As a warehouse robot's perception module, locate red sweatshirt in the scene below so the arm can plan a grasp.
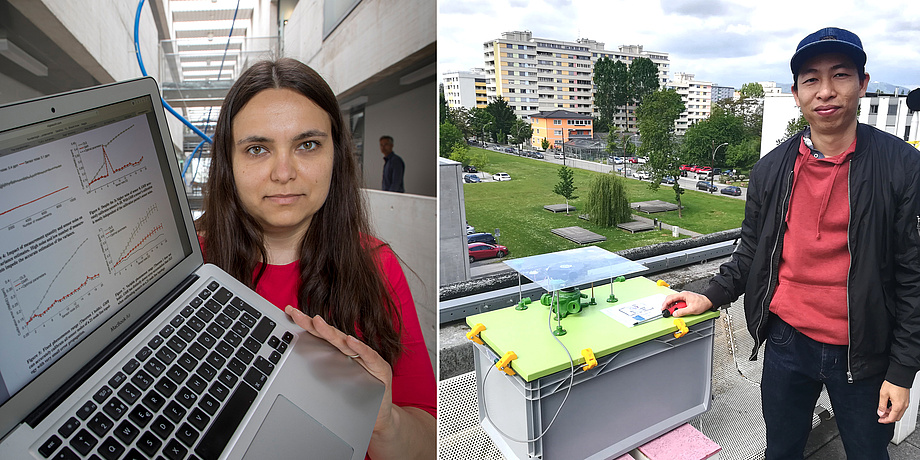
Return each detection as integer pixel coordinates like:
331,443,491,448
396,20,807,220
769,135,856,345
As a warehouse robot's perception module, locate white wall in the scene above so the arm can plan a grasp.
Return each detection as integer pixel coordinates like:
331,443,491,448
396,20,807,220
363,82,437,196
761,93,801,157
365,190,437,373
282,0,435,97
439,158,470,285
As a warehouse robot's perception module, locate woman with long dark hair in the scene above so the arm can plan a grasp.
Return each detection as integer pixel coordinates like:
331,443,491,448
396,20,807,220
196,58,435,458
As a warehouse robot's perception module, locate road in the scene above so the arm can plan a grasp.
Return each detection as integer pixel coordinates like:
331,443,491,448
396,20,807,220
470,144,748,200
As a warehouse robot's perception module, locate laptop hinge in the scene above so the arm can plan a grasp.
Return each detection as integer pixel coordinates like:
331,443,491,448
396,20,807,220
24,273,200,428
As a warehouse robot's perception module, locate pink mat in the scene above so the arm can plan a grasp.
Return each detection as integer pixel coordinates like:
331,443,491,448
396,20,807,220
614,454,635,460
637,424,721,460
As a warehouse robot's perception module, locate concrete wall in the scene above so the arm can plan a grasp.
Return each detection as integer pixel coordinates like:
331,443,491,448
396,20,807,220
0,71,42,104
282,0,435,97
363,82,437,196
365,189,437,373
9,0,159,84
439,158,470,285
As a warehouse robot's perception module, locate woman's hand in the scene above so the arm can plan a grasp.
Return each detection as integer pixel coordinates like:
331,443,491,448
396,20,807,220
284,306,395,433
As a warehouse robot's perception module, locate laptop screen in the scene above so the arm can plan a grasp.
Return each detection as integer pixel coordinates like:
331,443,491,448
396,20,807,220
0,94,190,408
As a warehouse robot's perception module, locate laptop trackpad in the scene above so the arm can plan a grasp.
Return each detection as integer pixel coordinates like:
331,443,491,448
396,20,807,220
241,394,354,460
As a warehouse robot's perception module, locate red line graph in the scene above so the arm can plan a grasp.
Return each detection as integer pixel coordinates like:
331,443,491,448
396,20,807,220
25,273,100,327
87,145,143,187
113,224,163,268
0,186,69,216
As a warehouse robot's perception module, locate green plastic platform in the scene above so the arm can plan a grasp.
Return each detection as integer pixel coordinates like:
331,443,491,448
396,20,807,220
466,276,721,381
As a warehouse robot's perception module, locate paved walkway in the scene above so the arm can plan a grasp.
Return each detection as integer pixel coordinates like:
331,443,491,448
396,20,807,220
631,213,703,237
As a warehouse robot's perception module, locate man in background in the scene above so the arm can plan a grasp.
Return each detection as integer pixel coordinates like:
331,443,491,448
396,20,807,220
380,135,405,192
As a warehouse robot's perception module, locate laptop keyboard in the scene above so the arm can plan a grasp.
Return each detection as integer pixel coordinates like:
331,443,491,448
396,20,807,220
36,280,294,460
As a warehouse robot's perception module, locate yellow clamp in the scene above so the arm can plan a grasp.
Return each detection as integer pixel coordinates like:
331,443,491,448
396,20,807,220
581,348,597,371
673,318,689,338
466,323,485,345
496,351,518,376
656,279,670,287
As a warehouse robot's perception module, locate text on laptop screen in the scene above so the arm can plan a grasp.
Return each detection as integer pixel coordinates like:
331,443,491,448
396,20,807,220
0,96,189,407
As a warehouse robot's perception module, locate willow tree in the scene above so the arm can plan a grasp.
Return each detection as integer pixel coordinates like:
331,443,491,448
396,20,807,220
586,173,631,227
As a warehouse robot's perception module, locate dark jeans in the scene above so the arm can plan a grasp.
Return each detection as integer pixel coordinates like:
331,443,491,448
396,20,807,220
761,315,894,460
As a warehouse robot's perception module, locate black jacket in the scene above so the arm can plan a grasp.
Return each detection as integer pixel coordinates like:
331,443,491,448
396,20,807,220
702,123,920,388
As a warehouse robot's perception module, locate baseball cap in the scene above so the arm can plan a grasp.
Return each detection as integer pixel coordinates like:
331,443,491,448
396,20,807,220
790,27,866,76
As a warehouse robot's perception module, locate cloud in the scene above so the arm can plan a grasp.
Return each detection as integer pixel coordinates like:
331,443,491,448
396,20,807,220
660,0,751,18
660,30,762,58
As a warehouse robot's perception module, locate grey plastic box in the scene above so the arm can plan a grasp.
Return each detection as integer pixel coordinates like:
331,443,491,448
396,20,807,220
473,319,715,459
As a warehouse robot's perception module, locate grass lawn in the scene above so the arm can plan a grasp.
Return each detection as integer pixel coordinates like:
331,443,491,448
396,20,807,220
464,148,746,259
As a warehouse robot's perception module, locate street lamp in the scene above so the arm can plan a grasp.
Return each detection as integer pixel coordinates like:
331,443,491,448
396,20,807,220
710,142,729,194
516,124,531,153
622,132,639,177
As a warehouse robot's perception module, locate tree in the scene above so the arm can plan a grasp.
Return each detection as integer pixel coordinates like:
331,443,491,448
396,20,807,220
468,107,494,142
725,137,761,171
628,57,660,106
778,113,808,145
585,173,631,227
552,165,578,214
439,122,465,158
739,82,765,99
681,107,746,166
485,97,516,144
470,151,491,172
510,118,533,146
636,89,686,215
448,144,470,165
594,58,630,129
541,138,550,151
717,82,764,139
448,106,472,141
439,84,449,125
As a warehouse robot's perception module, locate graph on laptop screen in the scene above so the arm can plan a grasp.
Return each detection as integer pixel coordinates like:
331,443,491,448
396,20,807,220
0,96,187,406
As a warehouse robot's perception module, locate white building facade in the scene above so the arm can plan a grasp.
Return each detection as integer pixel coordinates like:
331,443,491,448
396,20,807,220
667,72,712,136
442,69,488,110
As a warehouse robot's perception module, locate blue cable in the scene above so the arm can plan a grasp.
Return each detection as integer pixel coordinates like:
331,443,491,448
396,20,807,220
134,0,212,144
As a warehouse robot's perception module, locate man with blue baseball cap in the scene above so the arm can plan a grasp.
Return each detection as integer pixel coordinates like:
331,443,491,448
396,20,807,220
665,27,920,459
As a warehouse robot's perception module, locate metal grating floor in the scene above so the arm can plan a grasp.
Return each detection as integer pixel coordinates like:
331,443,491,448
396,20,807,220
437,295,834,460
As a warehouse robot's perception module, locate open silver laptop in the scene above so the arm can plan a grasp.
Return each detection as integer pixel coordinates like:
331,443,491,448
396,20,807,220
0,77,384,460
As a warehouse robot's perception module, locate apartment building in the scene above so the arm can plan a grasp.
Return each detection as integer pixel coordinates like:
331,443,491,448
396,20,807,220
712,85,735,103
530,110,594,150
667,72,712,136
442,69,488,110
482,31,669,130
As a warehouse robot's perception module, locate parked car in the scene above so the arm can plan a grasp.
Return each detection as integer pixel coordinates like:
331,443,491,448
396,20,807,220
721,185,742,196
636,170,651,180
468,242,509,263
466,222,475,234
492,172,512,181
463,174,480,183
661,176,676,184
467,232,497,245
696,166,712,175
554,153,564,159
532,152,544,159
463,165,478,173
613,157,624,164
679,164,694,171
696,180,717,192
637,157,648,164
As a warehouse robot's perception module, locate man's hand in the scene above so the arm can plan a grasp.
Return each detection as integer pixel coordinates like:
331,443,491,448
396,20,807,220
662,291,714,317
878,380,910,424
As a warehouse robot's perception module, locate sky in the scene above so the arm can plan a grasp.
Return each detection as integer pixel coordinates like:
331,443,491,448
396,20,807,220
438,0,920,91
